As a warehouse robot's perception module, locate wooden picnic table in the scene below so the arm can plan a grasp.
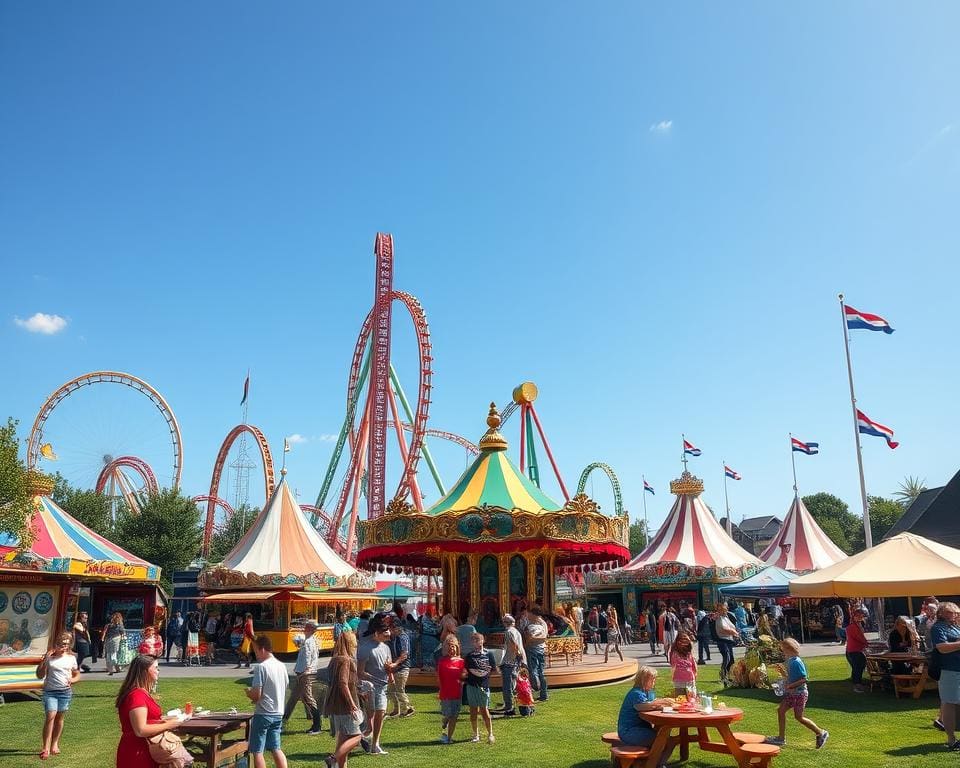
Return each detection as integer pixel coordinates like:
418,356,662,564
175,712,253,767
866,651,936,699
642,707,767,768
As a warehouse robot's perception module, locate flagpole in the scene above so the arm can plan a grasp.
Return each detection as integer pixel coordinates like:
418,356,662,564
839,293,873,548
723,461,732,536
641,475,649,546
681,434,688,473
789,433,799,496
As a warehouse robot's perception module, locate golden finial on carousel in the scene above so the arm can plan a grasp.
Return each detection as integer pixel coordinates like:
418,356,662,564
669,470,704,496
478,402,509,452
25,470,55,498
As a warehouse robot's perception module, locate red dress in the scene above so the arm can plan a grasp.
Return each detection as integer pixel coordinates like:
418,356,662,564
117,688,162,768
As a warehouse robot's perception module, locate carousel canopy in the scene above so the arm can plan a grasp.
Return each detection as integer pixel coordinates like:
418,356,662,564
790,532,960,598
0,492,159,582
759,495,847,572
217,474,356,580
624,471,762,572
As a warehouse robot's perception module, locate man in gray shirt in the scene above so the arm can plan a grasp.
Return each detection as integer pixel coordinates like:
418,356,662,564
499,613,527,716
358,613,398,756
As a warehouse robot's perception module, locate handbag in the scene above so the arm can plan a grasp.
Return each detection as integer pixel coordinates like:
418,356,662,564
239,637,252,655
148,730,194,768
118,637,133,666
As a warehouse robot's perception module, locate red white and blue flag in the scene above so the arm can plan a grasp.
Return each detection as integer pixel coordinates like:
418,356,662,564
857,409,899,449
683,439,701,457
845,304,894,334
724,465,741,480
791,437,819,455
643,480,655,495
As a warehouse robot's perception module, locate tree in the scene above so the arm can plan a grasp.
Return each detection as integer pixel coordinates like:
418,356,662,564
851,496,905,551
50,473,115,538
802,492,860,555
113,488,201,591
208,504,259,562
0,418,34,547
628,519,649,557
893,475,927,507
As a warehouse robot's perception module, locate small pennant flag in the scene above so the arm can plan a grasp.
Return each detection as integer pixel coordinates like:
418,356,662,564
643,480,655,495
284,438,291,453
791,438,819,455
845,304,894,334
240,374,250,406
724,465,741,480
39,443,58,461
683,439,701,457
857,409,899,449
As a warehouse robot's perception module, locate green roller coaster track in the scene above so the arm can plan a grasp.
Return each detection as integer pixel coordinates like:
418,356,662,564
576,461,624,517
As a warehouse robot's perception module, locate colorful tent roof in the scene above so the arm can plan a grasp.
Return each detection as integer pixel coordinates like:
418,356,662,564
790,532,960,598
623,472,761,571
218,474,356,579
720,565,797,598
759,495,847,572
425,447,560,515
0,494,152,567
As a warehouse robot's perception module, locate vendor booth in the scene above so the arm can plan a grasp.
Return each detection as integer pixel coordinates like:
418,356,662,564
0,472,161,693
587,470,761,628
199,470,376,653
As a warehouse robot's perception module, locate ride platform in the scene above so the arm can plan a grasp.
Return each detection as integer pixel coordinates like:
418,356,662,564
406,651,636,690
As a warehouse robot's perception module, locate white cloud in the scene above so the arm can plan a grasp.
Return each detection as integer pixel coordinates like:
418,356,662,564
649,120,673,134
316,434,338,442
287,433,308,445
14,312,67,334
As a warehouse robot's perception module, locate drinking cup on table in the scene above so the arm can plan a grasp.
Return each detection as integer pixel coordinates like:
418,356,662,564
185,701,193,715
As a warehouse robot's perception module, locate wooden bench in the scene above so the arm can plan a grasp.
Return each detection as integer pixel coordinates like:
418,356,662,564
739,742,781,767
731,732,767,745
601,731,621,745
609,745,650,768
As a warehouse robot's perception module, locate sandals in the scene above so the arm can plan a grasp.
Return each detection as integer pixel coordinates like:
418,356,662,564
39,750,50,760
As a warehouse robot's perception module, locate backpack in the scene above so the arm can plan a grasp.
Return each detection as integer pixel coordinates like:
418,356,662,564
708,616,720,642
697,614,711,638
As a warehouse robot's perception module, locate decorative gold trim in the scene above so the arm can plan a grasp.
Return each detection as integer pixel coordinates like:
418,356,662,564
477,402,508,452
669,470,704,496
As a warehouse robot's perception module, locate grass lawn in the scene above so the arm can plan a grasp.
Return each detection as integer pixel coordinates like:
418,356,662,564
0,656,946,767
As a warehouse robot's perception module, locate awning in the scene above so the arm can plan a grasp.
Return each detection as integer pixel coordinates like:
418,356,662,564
199,591,280,603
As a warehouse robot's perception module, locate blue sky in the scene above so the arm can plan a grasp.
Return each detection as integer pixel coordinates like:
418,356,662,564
2,3,959,536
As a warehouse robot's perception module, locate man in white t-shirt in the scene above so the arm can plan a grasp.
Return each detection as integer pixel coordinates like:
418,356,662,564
245,635,289,768
500,613,527,715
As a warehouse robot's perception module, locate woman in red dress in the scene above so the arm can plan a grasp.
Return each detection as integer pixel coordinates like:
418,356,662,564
116,654,182,767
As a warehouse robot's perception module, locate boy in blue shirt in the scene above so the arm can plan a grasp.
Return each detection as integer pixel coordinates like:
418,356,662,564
766,638,828,749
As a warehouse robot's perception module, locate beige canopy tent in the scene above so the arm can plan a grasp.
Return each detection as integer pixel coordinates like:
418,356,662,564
790,532,960,598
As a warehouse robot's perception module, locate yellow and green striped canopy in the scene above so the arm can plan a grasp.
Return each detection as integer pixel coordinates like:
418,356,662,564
425,448,560,515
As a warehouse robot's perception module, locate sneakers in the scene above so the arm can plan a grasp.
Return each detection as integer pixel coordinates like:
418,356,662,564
502,709,516,717
935,719,946,732
487,734,495,744
852,685,866,693
371,745,389,755
385,710,400,718
471,733,481,743
306,729,323,736
816,730,829,749
360,737,371,753
439,734,451,744
764,737,785,746
401,707,415,718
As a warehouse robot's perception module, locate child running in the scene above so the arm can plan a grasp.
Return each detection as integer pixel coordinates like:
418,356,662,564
668,633,698,696
436,635,465,744
515,666,536,716
766,638,829,749
464,632,496,744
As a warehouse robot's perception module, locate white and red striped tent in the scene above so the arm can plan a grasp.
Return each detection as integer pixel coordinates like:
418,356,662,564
760,495,847,573
623,484,761,571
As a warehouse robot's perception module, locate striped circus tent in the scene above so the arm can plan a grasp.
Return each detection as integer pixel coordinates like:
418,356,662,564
425,446,560,516
219,473,356,579
759,495,847,573
623,472,761,572
0,494,154,570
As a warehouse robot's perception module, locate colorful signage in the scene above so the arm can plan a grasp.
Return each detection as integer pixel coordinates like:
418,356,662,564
0,584,61,660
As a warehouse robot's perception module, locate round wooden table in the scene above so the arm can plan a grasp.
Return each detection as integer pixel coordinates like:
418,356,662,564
641,707,751,766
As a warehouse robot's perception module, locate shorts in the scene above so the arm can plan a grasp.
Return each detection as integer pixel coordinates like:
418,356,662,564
940,670,960,705
465,685,490,708
331,713,362,737
42,689,72,713
781,690,808,716
250,714,283,753
371,683,388,711
440,698,461,718
618,725,655,746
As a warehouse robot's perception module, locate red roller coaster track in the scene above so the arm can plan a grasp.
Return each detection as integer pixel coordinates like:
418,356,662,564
191,495,236,534
94,455,160,497
203,424,276,556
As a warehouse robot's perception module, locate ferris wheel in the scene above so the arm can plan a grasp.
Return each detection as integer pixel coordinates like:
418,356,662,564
27,371,183,513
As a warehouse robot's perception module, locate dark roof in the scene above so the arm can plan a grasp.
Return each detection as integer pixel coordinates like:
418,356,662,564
740,515,780,533
885,468,960,547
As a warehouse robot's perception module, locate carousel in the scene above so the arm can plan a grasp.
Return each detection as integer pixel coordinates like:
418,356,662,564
198,470,376,653
0,471,161,693
587,470,762,627
357,403,632,686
